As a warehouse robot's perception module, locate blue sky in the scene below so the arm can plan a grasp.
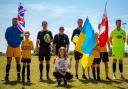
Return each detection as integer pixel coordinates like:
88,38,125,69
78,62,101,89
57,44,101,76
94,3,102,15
0,0,128,52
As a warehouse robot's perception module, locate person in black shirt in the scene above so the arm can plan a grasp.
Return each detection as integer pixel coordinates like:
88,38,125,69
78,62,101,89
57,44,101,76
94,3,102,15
71,18,89,80
53,26,70,55
35,20,53,80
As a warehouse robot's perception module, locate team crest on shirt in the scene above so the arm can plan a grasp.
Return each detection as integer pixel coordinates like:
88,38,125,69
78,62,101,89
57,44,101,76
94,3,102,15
113,54,115,57
43,33,51,43
116,35,122,39
64,40,66,43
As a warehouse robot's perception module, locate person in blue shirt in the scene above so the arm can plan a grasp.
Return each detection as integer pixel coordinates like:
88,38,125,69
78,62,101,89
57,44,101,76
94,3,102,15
4,18,23,81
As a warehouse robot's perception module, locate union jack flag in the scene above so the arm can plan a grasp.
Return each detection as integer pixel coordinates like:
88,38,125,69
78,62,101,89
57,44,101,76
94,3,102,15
17,3,26,32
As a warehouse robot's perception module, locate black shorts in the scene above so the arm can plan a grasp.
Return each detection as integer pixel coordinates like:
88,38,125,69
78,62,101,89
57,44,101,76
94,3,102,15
21,58,31,63
53,72,73,80
100,52,109,62
93,58,101,64
39,47,51,61
74,51,83,60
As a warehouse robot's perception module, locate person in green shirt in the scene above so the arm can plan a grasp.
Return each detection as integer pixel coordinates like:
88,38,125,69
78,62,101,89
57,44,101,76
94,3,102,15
110,19,126,80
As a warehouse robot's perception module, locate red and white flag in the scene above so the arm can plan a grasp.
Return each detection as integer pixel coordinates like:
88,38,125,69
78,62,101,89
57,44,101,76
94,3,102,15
99,3,108,47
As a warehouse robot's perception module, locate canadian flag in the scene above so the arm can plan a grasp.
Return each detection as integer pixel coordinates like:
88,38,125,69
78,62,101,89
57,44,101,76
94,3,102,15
99,3,108,47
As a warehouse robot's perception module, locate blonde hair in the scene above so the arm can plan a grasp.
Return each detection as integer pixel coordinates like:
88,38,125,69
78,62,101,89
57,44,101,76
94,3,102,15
58,47,68,60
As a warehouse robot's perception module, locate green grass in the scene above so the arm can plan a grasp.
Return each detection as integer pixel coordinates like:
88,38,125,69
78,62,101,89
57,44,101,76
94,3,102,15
0,56,128,89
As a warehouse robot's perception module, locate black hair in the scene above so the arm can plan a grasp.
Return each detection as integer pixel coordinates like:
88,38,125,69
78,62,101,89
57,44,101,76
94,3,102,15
116,19,121,23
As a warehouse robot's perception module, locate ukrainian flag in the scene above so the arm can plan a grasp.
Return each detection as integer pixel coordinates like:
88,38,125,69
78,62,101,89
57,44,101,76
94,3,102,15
75,17,95,69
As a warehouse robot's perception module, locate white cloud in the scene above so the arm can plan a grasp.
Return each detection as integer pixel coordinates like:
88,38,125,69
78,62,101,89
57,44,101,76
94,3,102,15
26,3,76,17
26,3,49,11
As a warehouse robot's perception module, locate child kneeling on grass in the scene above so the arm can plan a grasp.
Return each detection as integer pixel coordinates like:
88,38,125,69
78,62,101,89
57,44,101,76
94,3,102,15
53,47,73,86
92,33,101,81
21,31,34,83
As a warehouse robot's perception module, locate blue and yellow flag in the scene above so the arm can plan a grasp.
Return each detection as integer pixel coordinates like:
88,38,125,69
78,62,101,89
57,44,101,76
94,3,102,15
75,17,95,69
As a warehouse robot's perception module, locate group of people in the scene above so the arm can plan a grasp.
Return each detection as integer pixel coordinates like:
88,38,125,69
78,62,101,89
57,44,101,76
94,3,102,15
4,17,127,86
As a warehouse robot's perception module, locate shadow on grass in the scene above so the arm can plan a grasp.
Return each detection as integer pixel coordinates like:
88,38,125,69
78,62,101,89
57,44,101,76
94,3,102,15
3,80,22,85
79,79,98,84
116,86,127,89
40,79,56,84
68,79,76,83
2,80,34,86
55,84,74,89
111,79,128,84
124,78,128,83
78,79,127,85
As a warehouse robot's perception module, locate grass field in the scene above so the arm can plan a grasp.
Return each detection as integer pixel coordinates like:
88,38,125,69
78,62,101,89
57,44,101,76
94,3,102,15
0,56,128,89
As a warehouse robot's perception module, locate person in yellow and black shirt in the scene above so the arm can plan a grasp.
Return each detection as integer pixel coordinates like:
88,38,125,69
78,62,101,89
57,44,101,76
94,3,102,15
92,33,101,81
98,24,111,80
21,31,34,83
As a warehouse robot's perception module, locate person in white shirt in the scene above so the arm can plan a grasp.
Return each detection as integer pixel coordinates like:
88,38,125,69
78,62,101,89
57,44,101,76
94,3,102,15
53,47,73,86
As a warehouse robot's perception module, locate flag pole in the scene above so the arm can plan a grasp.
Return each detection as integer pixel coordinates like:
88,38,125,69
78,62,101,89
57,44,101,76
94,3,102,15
104,1,107,18
105,1,107,8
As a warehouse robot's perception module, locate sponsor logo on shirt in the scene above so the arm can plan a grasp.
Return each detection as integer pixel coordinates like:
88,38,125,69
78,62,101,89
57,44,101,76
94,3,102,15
116,35,122,39
43,33,51,43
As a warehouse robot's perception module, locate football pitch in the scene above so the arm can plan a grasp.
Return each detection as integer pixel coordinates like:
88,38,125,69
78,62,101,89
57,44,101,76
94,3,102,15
0,56,128,89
